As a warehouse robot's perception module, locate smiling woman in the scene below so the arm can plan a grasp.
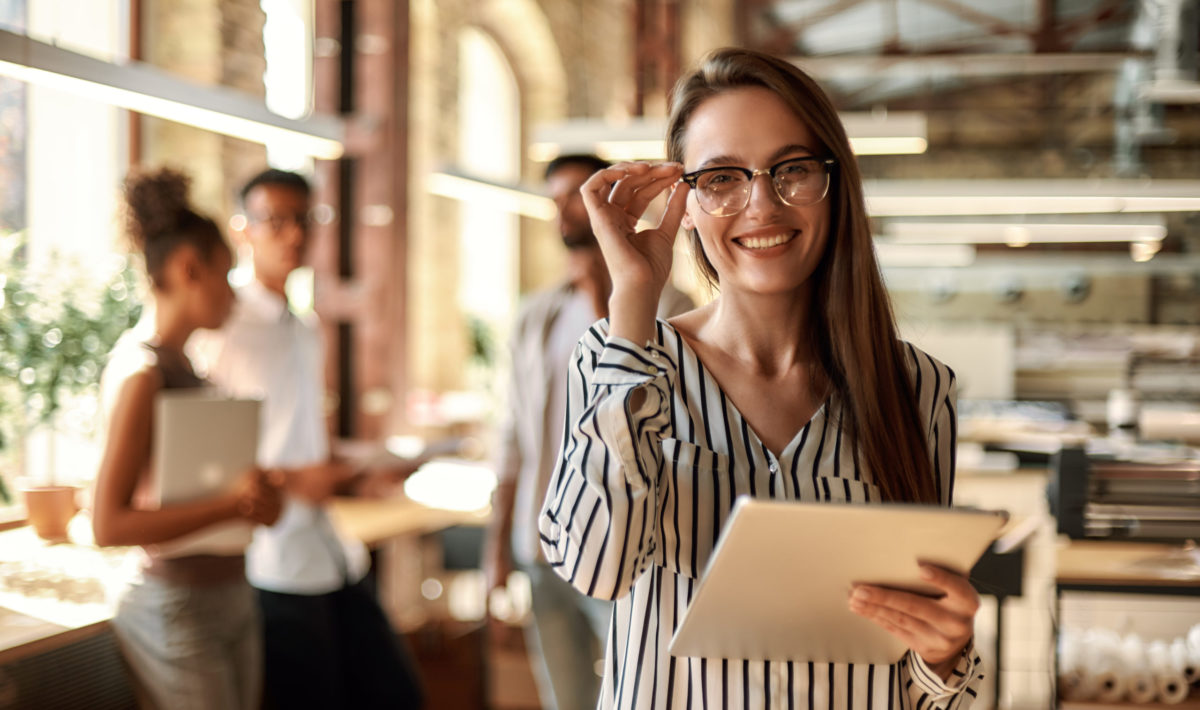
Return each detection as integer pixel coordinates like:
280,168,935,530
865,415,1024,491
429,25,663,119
536,47,983,710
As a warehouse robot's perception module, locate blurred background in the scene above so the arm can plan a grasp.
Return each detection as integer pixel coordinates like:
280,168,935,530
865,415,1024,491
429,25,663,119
1,1,1199,709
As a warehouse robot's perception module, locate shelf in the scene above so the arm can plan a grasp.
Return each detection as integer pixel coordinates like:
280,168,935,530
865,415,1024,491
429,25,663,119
1061,693,1200,709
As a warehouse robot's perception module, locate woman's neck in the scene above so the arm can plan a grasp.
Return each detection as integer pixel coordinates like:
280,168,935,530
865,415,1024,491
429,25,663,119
152,300,195,354
703,287,817,376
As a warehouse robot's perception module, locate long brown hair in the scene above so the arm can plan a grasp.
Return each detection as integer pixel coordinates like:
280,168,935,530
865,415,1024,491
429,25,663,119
666,47,938,504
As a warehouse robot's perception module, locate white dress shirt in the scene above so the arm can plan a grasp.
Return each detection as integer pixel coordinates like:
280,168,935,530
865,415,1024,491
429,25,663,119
191,280,369,594
539,320,983,710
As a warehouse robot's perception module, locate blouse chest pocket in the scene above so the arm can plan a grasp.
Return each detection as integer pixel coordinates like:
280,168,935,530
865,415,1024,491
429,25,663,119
657,438,744,579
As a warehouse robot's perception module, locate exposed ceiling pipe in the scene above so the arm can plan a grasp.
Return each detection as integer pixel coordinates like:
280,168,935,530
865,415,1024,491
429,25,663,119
1138,0,1200,102
1114,0,1195,175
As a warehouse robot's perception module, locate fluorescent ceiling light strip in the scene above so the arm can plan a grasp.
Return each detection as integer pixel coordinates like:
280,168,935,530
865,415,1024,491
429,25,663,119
874,242,975,267
848,136,927,155
868,195,1200,216
0,30,343,159
868,195,1126,216
864,179,1200,216
885,222,1167,244
594,139,667,161
426,172,556,221
530,111,928,160
879,253,1200,278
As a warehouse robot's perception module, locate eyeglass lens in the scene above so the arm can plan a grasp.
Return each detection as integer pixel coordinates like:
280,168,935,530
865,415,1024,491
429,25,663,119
694,159,829,217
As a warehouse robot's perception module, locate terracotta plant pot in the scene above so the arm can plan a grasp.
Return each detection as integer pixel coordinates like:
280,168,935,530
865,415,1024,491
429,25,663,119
22,485,79,543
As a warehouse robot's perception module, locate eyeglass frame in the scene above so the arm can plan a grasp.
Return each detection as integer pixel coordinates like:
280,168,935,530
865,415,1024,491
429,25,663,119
679,156,837,216
245,210,314,232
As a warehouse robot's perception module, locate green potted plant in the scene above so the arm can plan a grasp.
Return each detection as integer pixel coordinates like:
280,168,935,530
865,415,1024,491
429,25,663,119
0,234,142,541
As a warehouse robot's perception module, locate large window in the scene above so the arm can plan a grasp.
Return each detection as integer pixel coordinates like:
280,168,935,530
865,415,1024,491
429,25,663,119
0,0,321,516
1,0,126,513
456,28,520,389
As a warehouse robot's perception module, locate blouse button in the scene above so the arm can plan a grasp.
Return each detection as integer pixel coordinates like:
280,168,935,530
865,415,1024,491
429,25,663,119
768,462,778,474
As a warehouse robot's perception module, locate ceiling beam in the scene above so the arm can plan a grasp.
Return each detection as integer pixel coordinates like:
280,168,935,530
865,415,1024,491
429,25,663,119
915,0,1028,39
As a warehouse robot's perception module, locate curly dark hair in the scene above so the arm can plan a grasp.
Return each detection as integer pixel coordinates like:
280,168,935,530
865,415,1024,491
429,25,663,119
122,167,225,287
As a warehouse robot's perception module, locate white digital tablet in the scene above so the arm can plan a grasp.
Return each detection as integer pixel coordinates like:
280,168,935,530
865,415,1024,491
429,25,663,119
668,497,1007,665
150,391,262,558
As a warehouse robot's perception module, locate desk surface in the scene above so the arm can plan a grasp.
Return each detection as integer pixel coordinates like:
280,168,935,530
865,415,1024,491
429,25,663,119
0,494,488,663
328,495,488,546
1056,540,1200,588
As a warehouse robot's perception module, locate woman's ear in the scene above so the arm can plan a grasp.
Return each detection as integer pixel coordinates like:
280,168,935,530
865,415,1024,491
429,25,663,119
682,210,695,231
161,243,203,289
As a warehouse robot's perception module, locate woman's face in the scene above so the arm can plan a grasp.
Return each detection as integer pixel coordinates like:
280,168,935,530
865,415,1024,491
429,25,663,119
681,86,831,297
192,245,235,330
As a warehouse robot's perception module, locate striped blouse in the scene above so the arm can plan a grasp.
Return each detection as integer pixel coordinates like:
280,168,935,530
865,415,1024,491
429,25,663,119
538,319,983,710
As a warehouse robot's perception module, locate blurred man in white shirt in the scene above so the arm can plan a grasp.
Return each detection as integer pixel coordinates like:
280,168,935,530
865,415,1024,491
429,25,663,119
193,169,423,709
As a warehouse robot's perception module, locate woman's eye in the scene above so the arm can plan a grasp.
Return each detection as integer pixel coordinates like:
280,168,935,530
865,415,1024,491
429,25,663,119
704,171,740,187
778,162,812,178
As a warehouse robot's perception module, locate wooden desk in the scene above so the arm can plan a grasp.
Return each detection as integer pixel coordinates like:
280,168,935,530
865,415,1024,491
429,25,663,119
328,494,488,547
0,493,488,663
0,525,128,664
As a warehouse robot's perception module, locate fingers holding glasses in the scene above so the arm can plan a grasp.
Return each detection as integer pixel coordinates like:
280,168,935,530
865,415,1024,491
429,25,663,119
657,179,691,236
584,163,683,220
582,162,685,253
579,162,689,346
580,161,686,294
611,163,685,218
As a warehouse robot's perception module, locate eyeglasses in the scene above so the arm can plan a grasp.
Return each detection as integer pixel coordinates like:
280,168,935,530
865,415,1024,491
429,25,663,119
680,157,836,217
247,212,312,232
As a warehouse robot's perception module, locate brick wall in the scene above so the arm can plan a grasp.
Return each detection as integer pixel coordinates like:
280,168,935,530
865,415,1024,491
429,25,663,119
139,0,267,221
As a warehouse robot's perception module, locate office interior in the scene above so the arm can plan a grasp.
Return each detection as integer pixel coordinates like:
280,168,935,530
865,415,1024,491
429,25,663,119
1,0,1199,708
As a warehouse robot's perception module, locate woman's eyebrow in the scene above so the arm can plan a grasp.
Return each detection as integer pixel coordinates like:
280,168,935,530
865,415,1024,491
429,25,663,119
695,154,741,170
769,144,818,162
694,144,819,171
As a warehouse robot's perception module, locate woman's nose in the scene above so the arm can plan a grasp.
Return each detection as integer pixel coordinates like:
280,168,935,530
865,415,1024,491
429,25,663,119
743,173,784,218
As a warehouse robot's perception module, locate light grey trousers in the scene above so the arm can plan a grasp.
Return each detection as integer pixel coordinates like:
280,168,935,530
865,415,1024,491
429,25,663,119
522,561,613,710
110,574,261,710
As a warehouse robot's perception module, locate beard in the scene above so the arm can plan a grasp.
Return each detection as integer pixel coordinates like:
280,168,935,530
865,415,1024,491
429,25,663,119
561,226,598,250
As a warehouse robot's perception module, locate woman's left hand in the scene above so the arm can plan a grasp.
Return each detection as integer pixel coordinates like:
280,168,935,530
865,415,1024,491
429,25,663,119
848,564,979,679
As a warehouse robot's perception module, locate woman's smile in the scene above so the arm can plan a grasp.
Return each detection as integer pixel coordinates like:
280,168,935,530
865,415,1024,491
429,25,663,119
732,227,798,252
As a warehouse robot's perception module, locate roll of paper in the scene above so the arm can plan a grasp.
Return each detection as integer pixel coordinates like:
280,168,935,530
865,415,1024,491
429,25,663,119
1122,634,1159,704
1095,671,1129,703
1060,629,1098,701
1126,673,1158,704
1139,407,1200,443
1157,673,1190,705
1058,669,1090,702
1148,639,1179,674
1172,638,1199,684
1084,629,1126,702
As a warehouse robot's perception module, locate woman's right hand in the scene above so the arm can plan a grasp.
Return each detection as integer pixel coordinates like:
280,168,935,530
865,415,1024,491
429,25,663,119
580,162,689,344
229,468,284,526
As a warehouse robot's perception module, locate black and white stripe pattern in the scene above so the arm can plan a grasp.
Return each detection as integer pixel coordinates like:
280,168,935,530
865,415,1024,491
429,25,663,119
539,319,982,710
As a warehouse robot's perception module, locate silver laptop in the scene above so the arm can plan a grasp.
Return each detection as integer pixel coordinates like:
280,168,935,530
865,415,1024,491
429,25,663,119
150,391,261,558
668,497,1006,665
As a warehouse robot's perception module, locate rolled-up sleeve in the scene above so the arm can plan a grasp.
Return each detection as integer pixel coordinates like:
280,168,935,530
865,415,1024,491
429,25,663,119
538,322,675,601
903,638,984,709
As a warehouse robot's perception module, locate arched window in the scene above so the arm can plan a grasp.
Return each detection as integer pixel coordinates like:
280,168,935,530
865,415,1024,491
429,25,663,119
456,27,520,349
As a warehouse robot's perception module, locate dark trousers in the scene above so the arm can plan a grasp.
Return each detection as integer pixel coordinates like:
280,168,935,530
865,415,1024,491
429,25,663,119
257,577,424,710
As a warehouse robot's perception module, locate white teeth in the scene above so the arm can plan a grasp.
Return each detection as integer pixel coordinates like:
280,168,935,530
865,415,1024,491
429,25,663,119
738,232,794,249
